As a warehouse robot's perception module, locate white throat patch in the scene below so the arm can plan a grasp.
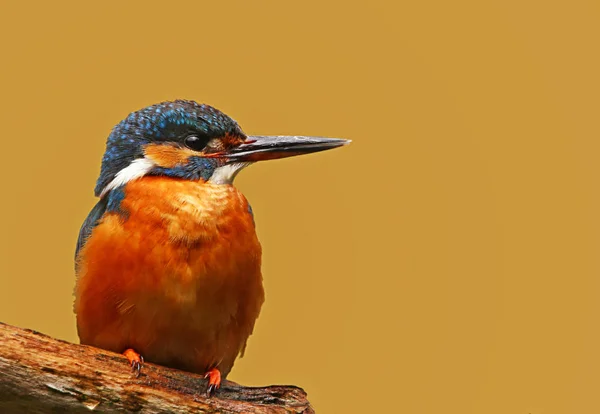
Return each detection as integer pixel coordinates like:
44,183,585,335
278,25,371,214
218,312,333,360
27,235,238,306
209,162,252,185
99,157,156,198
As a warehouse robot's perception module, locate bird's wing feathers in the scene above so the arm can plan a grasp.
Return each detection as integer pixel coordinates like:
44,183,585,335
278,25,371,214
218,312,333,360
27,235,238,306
75,197,108,263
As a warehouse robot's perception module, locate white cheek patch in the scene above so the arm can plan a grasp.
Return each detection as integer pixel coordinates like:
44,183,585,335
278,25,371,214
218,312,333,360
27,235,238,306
209,162,252,185
99,157,156,198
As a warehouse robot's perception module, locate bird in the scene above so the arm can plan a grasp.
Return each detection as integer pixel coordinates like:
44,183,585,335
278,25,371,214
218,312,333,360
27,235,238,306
73,99,349,395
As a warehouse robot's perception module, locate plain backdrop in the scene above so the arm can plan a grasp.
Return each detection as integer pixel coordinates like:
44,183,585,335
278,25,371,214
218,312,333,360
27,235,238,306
1,1,599,413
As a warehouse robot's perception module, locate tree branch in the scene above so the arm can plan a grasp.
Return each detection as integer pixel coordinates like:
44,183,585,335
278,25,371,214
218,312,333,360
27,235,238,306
0,322,313,413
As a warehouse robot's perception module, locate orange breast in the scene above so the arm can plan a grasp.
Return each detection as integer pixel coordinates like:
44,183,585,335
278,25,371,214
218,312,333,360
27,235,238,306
74,176,264,377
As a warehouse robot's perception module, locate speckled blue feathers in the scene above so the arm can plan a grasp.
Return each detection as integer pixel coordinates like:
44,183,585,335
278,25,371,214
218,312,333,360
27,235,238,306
94,100,243,197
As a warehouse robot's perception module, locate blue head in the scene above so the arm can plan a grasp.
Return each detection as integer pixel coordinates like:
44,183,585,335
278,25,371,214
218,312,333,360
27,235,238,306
95,100,247,197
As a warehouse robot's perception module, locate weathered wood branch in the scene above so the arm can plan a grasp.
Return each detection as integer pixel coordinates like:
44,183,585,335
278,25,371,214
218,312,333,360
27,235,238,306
0,322,313,413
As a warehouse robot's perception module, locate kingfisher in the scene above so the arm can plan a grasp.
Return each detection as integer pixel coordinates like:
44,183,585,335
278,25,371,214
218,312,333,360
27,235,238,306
73,100,348,394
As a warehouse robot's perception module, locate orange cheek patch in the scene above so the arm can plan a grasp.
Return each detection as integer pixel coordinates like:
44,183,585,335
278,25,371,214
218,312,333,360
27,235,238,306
221,133,247,148
144,144,199,168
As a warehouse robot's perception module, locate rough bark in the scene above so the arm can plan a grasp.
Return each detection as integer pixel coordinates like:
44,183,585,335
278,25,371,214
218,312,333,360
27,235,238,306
0,322,313,413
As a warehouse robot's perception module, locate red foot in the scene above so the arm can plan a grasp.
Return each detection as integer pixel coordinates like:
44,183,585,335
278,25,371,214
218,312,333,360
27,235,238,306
204,368,221,396
123,348,144,377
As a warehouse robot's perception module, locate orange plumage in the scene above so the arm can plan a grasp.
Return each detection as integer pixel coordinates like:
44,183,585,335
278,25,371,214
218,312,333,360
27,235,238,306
74,176,264,378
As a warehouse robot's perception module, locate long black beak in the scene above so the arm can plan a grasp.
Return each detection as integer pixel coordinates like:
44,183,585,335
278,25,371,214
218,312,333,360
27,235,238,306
225,135,350,162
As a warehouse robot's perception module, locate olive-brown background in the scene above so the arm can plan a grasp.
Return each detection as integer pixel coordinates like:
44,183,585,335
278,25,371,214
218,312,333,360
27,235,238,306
1,1,599,413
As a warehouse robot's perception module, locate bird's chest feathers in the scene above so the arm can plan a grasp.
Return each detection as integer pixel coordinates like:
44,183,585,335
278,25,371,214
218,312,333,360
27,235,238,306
96,177,261,311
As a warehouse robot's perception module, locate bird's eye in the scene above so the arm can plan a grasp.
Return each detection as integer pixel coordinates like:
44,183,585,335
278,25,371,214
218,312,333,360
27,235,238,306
184,135,209,151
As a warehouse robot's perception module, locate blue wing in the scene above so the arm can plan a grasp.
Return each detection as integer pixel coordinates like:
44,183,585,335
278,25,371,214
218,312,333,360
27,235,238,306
75,197,108,263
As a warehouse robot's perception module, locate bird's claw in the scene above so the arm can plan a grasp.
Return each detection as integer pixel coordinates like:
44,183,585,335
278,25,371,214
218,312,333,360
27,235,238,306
206,383,217,396
204,368,221,397
123,348,144,378
131,355,144,377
